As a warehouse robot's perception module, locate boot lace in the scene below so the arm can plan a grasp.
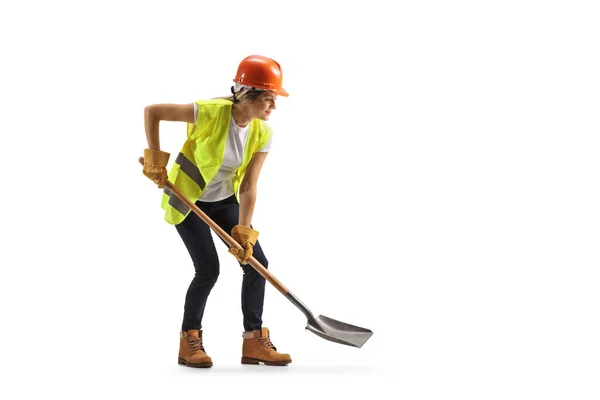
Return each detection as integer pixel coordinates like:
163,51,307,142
187,336,206,352
259,337,277,351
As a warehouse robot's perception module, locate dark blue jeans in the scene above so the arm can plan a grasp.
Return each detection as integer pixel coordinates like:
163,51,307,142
175,194,268,332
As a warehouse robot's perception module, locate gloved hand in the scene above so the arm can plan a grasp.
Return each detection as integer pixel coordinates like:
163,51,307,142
229,225,259,264
138,148,170,188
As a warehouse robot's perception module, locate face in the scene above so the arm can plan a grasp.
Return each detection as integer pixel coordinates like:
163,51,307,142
249,91,277,120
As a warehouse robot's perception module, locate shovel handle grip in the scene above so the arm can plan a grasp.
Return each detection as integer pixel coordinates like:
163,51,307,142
164,181,290,296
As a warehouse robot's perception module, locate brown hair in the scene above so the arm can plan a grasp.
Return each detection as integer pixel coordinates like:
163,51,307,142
213,86,264,103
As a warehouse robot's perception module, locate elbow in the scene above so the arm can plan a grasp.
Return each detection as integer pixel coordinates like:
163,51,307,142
145,105,163,124
144,105,156,120
239,181,257,196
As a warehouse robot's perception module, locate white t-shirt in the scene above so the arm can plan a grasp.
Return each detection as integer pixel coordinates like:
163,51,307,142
193,103,272,202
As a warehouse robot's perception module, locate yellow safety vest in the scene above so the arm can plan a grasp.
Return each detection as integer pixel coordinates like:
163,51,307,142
161,99,272,225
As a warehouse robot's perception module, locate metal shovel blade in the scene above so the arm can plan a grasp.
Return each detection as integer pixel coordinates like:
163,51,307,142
286,291,373,348
306,315,374,348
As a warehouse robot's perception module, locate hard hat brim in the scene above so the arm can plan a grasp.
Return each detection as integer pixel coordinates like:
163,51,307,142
275,87,289,97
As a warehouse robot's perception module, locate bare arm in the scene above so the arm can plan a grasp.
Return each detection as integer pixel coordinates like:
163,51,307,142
239,152,269,227
144,104,195,149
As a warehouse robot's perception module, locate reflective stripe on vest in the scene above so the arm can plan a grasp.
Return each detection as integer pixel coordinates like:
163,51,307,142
162,152,206,215
163,186,189,216
175,152,206,190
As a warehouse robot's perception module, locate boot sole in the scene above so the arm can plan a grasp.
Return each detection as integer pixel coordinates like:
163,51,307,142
241,356,292,366
178,357,213,368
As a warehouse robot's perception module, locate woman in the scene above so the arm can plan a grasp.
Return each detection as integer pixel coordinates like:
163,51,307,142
140,55,291,368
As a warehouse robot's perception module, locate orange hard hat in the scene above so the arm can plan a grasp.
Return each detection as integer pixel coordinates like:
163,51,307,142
233,55,289,97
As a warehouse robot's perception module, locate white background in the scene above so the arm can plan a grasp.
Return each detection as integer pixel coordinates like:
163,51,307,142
1,0,599,399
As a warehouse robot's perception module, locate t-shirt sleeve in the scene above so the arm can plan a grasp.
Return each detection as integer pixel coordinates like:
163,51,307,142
193,102,198,125
258,133,272,152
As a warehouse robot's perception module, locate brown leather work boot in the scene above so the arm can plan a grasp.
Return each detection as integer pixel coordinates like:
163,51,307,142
178,329,213,368
241,327,291,366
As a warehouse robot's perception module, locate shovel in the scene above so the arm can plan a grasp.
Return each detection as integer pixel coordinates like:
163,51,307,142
159,180,373,348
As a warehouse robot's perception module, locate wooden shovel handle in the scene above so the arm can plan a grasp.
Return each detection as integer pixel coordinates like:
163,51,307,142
164,181,290,295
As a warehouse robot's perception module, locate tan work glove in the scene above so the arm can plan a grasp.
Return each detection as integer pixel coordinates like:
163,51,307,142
138,148,170,188
228,225,259,264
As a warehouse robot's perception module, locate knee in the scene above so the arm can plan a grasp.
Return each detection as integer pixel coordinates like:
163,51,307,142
242,253,267,276
245,256,269,275
252,247,268,269
193,259,220,283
